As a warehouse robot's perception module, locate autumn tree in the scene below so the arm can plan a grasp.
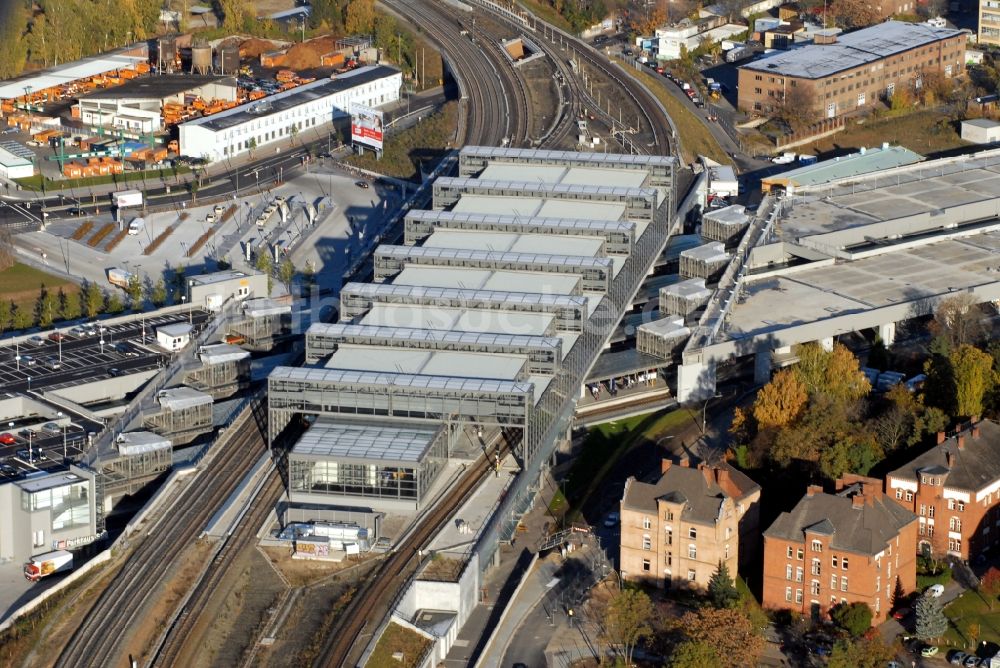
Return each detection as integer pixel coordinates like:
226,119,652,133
830,0,881,28
149,279,167,307
255,248,274,296
980,567,1000,611
930,293,985,350
776,82,819,131
345,0,376,34
278,258,296,294
673,607,764,668
753,368,808,429
967,621,982,650
0,228,15,271
12,303,33,330
126,273,143,309
631,6,667,34
829,602,872,637
950,344,994,418
310,0,344,29
0,300,10,334
105,291,124,314
794,343,871,404
827,633,896,668
36,286,59,328
603,588,654,666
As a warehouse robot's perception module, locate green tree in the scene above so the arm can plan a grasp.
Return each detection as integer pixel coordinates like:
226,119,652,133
60,289,80,321
12,303,33,330
36,286,59,328
950,343,994,418
83,281,104,318
126,273,143,309
0,300,10,333
915,593,948,641
255,248,274,295
753,368,807,429
105,291,124,314
668,640,720,668
246,136,257,158
149,279,167,307
829,602,873,637
309,0,343,29
603,588,654,666
827,634,895,668
173,264,186,302
278,258,295,293
708,561,740,609
818,435,881,481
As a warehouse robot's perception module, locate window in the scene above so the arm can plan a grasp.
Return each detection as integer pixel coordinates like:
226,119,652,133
831,556,838,569
726,527,733,539
948,499,954,510
725,544,730,560
787,546,794,558
895,489,903,499
642,535,651,550
811,559,821,576
665,528,673,546
797,548,804,560
796,566,803,582
754,87,762,95
665,510,674,521
688,544,697,559
811,540,823,552
666,552,672,567
33,530,44,547
928,525,935,538
841,557,849,570
831,575,837,589
958,501,965,512
928,506,935,518
643,559,651,572
950,517,962,532
786,565,794,580
841,576,848,592
920,504,926,516
688,570,697,582
811,581,821,596
795,589,803,604
786,587,793,602
643,516,651,530
689,527,697,539
949,537,962,552
905,491,913,502
876,576,881,593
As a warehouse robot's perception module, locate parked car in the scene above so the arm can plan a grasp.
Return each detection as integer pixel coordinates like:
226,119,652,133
16,449,31,460
355,181,370,189
20,355,35,365
205,213,217,224
213,204,225,216
0,433,15,445
0,464,17,476
41,422,60,434
17,429,31,439
48,332,67,342
67,207,85,216
44,357,61,370
108,368,122,377
950,652,969,666
27,336,46,346
921,646,940,658
927,584,945,597
964,655,981,668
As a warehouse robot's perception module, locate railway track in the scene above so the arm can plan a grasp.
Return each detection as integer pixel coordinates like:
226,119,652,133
312,428,521,668
147,468,285,666
380,0,530,147
53,398,268,668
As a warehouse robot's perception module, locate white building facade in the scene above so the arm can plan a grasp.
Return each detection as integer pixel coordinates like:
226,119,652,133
179,65,401,163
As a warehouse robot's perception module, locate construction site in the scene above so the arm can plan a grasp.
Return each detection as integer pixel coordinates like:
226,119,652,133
0,33,385,180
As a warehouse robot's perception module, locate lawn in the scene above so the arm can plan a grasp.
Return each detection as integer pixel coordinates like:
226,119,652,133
346,101,458,181
0,262,78,307
797,108,970,157
564,408,696,520
365,622,433,668
943,589,1000,650
515,0,575,32
626,64,731,166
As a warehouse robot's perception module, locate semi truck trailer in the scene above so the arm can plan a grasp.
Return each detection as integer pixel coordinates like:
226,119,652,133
24,550,73,582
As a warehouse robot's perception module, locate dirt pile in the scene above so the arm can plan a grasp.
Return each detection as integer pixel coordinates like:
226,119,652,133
281,35,340,70
239,38,279,59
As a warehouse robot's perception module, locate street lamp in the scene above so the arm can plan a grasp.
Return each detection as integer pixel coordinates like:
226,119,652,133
701,392,723,433
57,411,66,461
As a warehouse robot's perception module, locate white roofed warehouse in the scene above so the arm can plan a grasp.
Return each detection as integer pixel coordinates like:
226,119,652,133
179,65,401,163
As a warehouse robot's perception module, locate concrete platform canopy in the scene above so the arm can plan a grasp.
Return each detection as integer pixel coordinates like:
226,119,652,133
269,146,677,532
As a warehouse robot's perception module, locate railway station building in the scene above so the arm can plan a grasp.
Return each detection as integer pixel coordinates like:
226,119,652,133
270,147,677,546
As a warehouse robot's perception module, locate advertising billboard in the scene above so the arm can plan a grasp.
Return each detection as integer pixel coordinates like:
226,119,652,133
351,103,384,151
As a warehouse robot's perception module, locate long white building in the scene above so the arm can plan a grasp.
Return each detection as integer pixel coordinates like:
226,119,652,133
179,65,401,162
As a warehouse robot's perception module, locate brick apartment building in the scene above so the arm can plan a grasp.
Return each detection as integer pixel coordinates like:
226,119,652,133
886,419,1000,561
620,458,761,589
738,21,965,119
762,476,917,624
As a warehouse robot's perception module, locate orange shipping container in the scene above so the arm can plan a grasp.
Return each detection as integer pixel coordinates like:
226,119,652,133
71,105,81,119
136,62,150,73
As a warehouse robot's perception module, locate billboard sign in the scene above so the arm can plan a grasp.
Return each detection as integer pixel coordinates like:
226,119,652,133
351,104,384,151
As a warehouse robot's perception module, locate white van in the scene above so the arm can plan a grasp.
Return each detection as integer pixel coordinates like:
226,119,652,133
127,218,145,235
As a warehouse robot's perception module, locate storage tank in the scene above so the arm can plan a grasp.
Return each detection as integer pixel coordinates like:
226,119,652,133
157,36,177,72
218,44,239,75
191,44,213,75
